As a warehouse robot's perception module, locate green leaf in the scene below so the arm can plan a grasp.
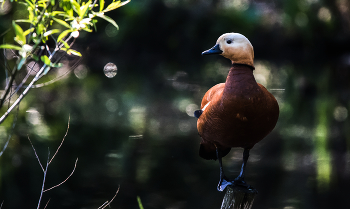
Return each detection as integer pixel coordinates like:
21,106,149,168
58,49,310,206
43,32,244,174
104,0,129,12
67,49,82,56
80,0,92,18
0,44,22,51
32,54,39,61
12,21,26,45
24,0,34,8
52,17,71,28
15,19,33,23
57,29,73,43
92,19,98,31
60,40,70,49
137,196,144,209
97,14,119,30
23,28,34,37
99,0,105,12
43,29,60,37
70,0,81,16
36,23,45,36
82,27,93,32
41,55,51,66
52,11,66,16
105,1,121,12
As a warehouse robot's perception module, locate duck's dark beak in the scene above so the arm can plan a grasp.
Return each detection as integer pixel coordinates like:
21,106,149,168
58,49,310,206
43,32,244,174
202,44,222,55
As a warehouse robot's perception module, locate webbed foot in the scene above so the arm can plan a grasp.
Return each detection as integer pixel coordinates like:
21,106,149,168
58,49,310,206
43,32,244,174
230,176,257,193
217,176,233,192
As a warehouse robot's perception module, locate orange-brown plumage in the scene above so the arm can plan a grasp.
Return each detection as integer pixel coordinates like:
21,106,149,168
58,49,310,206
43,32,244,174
196,33,279,191
197,64,279,160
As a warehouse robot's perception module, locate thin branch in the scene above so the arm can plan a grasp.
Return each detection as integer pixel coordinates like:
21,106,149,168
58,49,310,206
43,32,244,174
28,136,45,172
45,44,52,56
49,115,70,164
0,200,3,209
32,68,72,88
0,65,18,110
3,61,37,105
43,158,78,192
0,104,20,157
0,28,10,38
97,186,120,209
43,198,50,209
37,149,50,209
3,47,45,102
0,31,74,124
0,35,75,117
0,43,58,124
0,64,45,123
98,201,109,209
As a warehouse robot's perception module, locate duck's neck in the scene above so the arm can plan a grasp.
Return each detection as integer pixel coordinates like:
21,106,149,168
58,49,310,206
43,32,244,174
223,64,257,94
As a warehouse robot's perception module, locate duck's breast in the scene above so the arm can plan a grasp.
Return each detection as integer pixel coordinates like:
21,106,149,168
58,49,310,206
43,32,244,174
197,82,279,149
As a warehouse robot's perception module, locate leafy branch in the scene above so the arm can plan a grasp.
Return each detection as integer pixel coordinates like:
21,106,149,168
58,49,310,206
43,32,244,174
0,0,130,124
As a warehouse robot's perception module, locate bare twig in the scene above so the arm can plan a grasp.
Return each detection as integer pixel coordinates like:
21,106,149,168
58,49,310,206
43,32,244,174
4,47,45,103
0,34,69,124
49,115,70,164
0,65,18,109
0,63,46,123
43,198,50,209
37,149,50,209
28,115,78,208
31,56,82,88
43,158,78,192
0,104,20,157
28,136,45,172
97,186,120,209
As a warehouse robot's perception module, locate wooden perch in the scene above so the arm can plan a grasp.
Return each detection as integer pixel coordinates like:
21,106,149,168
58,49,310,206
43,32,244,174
220,185,258,209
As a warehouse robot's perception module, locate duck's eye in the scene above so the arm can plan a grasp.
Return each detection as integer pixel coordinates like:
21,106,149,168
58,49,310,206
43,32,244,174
226,39,232,44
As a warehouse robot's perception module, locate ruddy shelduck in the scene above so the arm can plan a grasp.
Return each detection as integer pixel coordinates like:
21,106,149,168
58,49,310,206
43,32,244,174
195,33,279,191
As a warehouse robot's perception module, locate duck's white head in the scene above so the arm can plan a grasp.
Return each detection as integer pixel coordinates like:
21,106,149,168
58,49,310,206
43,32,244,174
202,33,254,67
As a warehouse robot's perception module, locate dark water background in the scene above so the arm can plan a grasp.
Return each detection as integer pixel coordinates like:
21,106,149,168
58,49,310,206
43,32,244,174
1,0,350,209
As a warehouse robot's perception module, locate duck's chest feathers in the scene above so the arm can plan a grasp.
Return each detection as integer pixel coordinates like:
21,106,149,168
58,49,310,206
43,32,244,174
220,67,262,115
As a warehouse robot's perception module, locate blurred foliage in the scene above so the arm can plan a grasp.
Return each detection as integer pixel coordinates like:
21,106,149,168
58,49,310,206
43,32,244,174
0,0,350,209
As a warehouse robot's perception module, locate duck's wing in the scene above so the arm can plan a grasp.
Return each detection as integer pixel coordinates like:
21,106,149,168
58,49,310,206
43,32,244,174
201,83,225,108
194,83,225,118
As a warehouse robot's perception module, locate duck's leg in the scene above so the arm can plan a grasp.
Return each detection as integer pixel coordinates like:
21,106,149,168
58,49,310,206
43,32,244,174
233,148,254,189
216,147,233,191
